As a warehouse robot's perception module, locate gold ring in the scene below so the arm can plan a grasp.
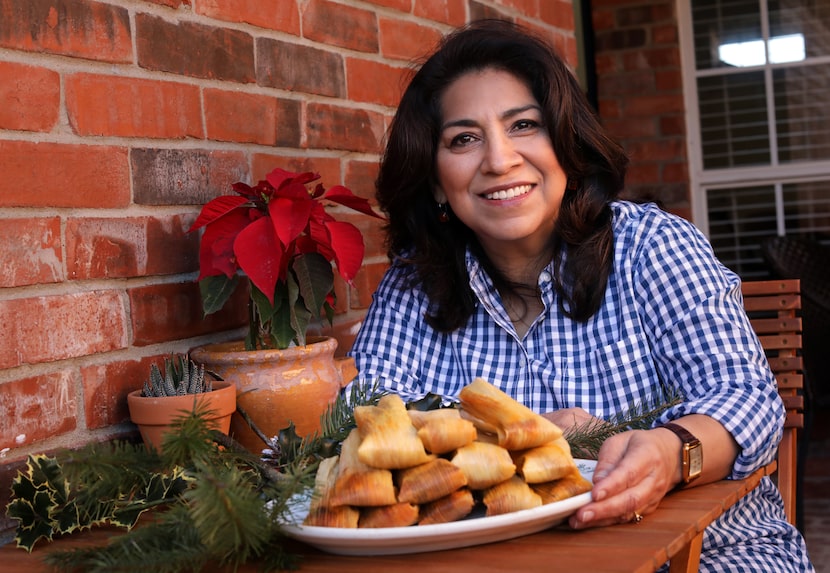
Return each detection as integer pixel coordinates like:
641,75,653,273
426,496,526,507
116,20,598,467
632,512,644,524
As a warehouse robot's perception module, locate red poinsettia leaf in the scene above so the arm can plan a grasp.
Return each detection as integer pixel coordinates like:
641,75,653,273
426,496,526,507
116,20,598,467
196,209,251,279
189,195,248,232
325,221,365,282
266,168,320,193
322,185,384,219
306,219,335,260
233,217,284,304
269,196,313,246
231,181,259,200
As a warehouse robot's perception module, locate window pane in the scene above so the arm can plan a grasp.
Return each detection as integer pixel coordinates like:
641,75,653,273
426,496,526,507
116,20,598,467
774,65,830,162
783,181,830,234
769,0,830,59
698,72,770,169
692,0,762,70
707,185,777,277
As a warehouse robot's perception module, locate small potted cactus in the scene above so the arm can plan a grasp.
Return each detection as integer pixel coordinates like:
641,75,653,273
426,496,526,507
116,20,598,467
127,354,236,451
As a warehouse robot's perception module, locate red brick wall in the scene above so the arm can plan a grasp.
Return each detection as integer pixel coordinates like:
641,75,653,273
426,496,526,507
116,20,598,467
590,0,690,220
0,0,576,498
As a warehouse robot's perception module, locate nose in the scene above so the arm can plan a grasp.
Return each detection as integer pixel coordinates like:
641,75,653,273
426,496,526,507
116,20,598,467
481,131,522,174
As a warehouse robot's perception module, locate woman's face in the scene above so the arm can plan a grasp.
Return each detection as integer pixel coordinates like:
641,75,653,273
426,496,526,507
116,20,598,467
434,68,567,257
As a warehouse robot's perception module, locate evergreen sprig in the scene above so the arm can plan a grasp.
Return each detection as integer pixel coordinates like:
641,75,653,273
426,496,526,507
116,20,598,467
563,387,685,459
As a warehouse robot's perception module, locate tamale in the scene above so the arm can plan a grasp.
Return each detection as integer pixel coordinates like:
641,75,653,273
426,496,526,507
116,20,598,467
418,488,476,525
355,394,434,469
329,429,398,507
512,437,576,484
450,441,516,489
417,416,478,454
482,475,542,516
359,502,420,528
407,407,461,429
397,458,468,504
303,456,360,527
531,467,593,504
459,378,563,450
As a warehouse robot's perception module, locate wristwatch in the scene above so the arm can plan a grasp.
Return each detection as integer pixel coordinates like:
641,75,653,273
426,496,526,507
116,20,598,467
660,422,703,486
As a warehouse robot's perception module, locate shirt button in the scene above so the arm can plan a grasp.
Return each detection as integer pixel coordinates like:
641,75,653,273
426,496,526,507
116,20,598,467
539,271,552,282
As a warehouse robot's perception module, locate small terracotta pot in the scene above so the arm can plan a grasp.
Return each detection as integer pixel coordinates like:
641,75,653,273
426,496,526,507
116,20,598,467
190,336,345,454
127,381,236,451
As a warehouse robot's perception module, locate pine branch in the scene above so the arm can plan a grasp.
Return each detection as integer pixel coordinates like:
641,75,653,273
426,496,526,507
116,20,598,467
564,387,685,459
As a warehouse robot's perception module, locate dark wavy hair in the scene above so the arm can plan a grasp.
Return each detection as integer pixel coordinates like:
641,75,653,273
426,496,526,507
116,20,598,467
376,19,629,331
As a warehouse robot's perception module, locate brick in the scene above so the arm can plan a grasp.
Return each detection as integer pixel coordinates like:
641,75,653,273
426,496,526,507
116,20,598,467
623,46,679,70
469,1,511,21
0,140,130,208
251,154,343,190
81,355,162,429
344,159,380,204
65,73,203,139
413,0,466,26
330,273,350,316
319,316,366,357
498,0,539,17
256,37,345,98
378,18,444,61
0,0,131,62
145,0,186,6
659,114,686,136
0,371,78,450
625,162,660,185
623,93,684,116
362,0,411,11
135,13,255,83
591,8,616,31
131,148,249,205
0,62,59,132
302,0,379,53
540,1,575,30
128,281,247,346
626,137,685,162
205,89,302,146
602,116,658,139
653,24,678,45
346,58,409,107
655,69,682,91
306,102,385,154
595,28,647,51
600,70,655,95
662,162,688,184
0,217,63,287
335,212,388,260
66,214,199,280
0,291,128,369
351,261,389,309
196,0,300,35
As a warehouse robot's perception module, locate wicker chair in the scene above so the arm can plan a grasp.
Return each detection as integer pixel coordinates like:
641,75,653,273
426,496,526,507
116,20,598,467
761,235,830,407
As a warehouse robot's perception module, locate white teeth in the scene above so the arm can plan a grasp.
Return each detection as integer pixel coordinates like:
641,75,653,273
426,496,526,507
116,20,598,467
483,184,531,200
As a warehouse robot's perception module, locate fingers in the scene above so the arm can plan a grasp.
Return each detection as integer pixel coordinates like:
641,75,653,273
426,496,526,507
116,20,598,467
542,407,598,429
568,430,672,530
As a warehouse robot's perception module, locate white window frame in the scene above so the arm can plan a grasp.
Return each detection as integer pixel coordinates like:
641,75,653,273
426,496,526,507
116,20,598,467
677,0,830,237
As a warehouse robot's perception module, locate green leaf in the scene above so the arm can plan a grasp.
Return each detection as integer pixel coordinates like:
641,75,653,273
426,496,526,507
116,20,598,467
270,282,297,349
199,274,239,316
293,252,334,317
287,273,311,347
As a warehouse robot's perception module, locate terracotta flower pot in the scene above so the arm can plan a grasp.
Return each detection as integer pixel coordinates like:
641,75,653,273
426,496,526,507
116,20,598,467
190,336,347,454
127,381,236,451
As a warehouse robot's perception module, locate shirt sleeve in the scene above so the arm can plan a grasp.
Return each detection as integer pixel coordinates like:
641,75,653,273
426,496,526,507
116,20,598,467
347,264,434,402
629,207,785,479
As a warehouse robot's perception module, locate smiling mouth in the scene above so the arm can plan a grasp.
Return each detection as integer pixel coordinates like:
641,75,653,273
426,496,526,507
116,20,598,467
482,184,532,201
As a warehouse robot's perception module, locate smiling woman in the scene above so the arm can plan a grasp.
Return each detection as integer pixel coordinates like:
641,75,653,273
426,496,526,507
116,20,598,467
347,19,814,573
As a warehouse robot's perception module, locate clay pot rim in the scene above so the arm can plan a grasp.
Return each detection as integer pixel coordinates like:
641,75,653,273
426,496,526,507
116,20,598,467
127,380,236,407
190,336,337,364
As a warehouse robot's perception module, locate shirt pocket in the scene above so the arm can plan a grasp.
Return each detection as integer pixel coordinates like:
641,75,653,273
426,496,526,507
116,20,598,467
558,334,661,417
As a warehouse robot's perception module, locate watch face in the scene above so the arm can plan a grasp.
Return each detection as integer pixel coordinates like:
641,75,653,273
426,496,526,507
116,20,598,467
688,444,703,478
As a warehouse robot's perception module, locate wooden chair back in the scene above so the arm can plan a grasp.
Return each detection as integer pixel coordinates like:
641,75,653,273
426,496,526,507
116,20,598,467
740,279,804,526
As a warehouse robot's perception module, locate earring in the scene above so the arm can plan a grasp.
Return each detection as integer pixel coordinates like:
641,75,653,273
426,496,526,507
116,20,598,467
567,178,579,191
437,202,450,223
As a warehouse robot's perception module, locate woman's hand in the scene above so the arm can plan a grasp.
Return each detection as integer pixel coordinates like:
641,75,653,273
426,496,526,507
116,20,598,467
567,414,739,529
568,428,680,529
542,407,598,430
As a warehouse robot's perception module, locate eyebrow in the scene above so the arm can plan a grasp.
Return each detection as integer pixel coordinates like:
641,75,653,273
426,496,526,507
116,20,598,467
440,104,542,131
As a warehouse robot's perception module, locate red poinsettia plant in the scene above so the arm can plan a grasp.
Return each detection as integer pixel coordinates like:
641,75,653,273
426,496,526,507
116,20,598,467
190,167,382,350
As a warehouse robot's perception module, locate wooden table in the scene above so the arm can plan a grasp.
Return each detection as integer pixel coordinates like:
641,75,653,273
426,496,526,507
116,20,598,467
0,467,769,573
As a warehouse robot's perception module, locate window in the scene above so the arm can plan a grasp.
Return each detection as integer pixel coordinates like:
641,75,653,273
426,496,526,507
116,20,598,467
679,0,830,278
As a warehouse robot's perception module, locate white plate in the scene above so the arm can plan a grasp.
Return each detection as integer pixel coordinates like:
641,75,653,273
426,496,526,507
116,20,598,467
279,459,595,556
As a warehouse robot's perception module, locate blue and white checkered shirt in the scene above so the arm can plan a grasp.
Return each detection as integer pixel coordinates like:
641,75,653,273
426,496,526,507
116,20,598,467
350,201,813,572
